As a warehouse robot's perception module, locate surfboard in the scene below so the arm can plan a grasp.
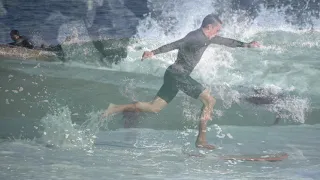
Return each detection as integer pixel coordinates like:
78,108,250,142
220,152,288,162
0,44,58,61
187,152,288,162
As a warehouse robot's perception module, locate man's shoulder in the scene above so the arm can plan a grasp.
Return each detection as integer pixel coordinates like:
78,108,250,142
186,28,201,37
18,36,34,48
182,29,203,42
20,36,31,41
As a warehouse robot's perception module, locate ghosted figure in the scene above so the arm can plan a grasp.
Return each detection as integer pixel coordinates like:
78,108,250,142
1,0,149,66
244,87,285,125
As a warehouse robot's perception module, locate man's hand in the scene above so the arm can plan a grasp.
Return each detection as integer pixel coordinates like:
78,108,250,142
141,51,154,61
247,41,260,48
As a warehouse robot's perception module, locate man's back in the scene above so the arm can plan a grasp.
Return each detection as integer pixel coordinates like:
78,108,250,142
169,29,211,75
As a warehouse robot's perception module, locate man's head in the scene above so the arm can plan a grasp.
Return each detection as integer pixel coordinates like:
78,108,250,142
10,30,20,41
201,14,222,39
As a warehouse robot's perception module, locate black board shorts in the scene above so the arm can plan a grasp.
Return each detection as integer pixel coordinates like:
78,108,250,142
156,69,205,103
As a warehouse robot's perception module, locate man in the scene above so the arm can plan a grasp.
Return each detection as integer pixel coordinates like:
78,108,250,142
102,14,260,149
8,30,34,49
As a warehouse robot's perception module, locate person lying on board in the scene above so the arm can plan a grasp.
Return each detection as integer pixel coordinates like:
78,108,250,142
101,13,260,150
8,30,34,49
7,29,67,61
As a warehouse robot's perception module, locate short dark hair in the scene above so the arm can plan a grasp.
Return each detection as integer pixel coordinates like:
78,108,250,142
10,30,19,36
201,14,222,28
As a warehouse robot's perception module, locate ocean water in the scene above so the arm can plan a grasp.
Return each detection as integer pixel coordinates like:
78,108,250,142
1,0,320,179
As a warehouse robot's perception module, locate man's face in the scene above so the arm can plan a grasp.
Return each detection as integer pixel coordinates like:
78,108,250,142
10,34,19,41
208,23,222,38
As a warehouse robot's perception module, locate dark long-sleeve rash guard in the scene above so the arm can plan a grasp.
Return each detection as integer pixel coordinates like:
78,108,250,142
152,28,248,75
9,36,34,49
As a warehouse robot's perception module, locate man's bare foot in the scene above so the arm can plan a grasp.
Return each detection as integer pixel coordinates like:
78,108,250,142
196,141,215,150
101,103,116,118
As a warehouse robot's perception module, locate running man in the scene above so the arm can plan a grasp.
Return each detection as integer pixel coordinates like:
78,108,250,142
102,14,260,149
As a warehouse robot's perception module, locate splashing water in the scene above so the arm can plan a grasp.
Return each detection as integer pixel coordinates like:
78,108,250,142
39,106,106,152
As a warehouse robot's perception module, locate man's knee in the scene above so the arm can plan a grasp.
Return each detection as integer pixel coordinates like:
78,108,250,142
150,106,162,113
150,96,167,113
207,95,216,106
200,89,216,105
210,96,216,105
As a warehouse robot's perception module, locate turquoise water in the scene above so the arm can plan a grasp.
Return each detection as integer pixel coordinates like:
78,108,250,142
1,118,320,179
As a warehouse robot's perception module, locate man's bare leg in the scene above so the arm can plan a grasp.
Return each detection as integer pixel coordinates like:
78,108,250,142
195,89,216,150
102,97,168,117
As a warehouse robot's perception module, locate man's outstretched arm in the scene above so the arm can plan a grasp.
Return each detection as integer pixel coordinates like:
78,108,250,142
142,37,186,60
151,38,185,55
210,36,259,48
